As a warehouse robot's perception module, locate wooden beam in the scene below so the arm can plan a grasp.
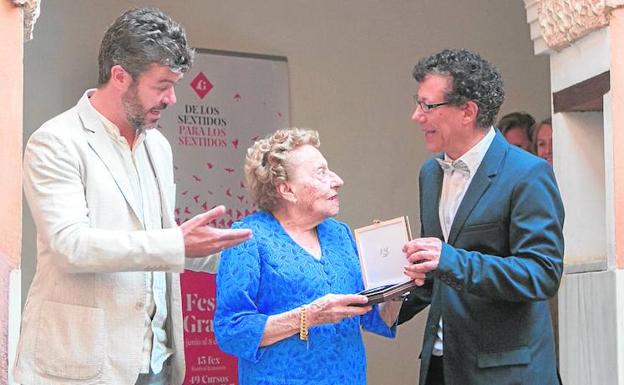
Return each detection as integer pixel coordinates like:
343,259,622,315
553,71,610,113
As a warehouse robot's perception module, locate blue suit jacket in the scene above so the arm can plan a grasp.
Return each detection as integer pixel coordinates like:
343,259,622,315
399,131,564,385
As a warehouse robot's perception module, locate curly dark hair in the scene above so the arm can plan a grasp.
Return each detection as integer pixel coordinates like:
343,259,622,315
98,7,194,85
413,49,504,128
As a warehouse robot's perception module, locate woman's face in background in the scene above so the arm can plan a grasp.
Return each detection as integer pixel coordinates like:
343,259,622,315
536,123,553,166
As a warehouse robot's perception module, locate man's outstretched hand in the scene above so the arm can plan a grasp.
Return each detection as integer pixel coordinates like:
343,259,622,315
181,205,252,257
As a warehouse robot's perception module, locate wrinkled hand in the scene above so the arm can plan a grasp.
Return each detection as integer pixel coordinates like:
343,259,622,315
181,205,252,258
403,237,442,285
306,294,372,327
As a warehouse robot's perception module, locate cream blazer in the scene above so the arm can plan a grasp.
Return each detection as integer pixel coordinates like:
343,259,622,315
14,90,215,385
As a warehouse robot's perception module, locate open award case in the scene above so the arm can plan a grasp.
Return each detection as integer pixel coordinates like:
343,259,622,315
354,216,418,306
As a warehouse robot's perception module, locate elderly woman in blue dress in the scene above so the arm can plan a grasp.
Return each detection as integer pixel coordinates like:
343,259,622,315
215,128,401,385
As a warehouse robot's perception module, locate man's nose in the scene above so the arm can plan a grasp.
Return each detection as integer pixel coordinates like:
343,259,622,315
164,87,177,105
412,106,425,122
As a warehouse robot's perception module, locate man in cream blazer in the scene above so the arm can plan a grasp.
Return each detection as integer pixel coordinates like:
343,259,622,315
14,8,251,385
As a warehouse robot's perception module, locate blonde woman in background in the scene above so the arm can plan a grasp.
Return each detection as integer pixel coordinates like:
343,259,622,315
534,117,553,166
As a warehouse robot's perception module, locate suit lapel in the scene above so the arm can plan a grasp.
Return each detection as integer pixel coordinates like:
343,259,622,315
77,91,143,224
144,136,176,228
447,132,507,245
421,158,444,239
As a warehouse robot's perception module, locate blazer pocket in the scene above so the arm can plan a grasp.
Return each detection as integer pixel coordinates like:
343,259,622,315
477,346,531,368
35,301,105,380
462,221,502,234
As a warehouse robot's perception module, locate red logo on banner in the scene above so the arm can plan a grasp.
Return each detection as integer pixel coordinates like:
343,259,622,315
190,72,214,99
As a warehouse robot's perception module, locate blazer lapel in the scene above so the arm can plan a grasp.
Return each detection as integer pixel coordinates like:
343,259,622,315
144,135,176,228
447,132,507,244
77,91,143,224
421,158,444,239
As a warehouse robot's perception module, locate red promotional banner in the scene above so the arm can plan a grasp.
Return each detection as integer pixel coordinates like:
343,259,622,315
180,271,238,385
159,49,289,385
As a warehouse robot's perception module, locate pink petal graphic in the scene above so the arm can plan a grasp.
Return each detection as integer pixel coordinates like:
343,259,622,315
232,139,239,149
193,175,202,182
193,195,200,203
206,162,213,169
224,168,235,174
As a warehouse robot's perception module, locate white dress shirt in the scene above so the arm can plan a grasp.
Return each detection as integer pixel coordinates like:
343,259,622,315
96,110,172,374
432,127,495,356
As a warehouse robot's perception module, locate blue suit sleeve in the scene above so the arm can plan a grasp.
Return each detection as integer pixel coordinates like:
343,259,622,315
399,166,435,324
398,280,433,324
437,161,564,302
214,222,269,363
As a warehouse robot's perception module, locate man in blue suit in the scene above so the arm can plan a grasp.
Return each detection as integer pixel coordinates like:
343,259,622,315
399,49,564,385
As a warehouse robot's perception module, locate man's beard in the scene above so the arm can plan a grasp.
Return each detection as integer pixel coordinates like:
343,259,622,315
122,85,166,130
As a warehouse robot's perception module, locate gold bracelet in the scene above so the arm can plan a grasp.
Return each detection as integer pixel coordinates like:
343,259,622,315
299,306,308,341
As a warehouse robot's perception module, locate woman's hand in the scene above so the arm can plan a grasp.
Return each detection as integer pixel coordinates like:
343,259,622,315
259,294,372,347
306,294,372,327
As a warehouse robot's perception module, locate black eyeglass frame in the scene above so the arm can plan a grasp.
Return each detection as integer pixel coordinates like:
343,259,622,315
412,96,452,112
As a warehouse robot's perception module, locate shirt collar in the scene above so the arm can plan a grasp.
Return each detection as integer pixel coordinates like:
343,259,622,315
443,127,495,175
87,93,146,148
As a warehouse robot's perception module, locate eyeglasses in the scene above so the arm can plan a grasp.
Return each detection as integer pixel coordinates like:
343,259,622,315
413,96,452,112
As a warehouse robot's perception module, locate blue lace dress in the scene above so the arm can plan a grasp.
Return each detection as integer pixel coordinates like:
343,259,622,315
215,211,395,385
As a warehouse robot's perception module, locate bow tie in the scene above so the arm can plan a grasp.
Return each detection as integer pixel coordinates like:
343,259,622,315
436,158,470,177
